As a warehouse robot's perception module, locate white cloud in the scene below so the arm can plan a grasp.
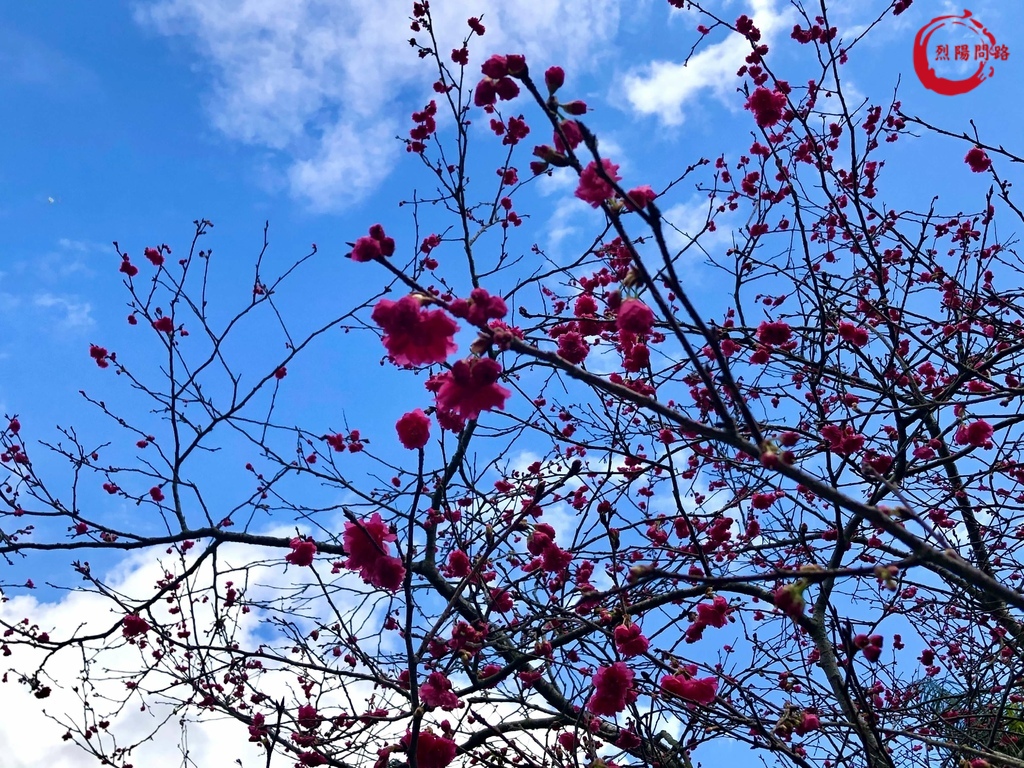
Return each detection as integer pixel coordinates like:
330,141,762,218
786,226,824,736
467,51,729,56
287,119,398,210
535,134,631,257
660,194,736,255
544,196,583,255
0,520,605,768
33,293,94,329
55,239,89,253
0,551,268,767
0,536,394,767
12,239,100,283
621,0,795,125
135,0,622,212
537,167,577,197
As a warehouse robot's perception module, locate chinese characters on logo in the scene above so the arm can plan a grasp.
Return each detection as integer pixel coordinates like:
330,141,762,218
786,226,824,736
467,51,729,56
913,10,1010,95
932,43,1010,62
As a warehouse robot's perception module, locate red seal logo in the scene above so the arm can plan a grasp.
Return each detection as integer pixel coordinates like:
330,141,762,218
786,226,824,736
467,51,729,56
913,9,1009,95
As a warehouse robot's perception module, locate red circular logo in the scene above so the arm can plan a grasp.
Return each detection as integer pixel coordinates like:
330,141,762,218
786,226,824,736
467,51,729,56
913,9,1007,95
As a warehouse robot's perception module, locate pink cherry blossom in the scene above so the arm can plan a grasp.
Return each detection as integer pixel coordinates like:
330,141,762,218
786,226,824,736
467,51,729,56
420,672,460,710
429,357,511,423
696,595,731,628
757,320,792,346
403,731,456,768
955,419,993,448
745,87,788,128
617,299,656,335
661,669,718,705
349,224,395,262
444,549,471,578
588,661,636,715
625,185,657,211
286,537,317,567
965,147,991,173
371,295,458,367
341,514,406,592
119,256,139,277
557,331,590,364
613,624,650,657
396,409,431,449
448,287,508,325
122,614,150,638
575,159,621,207
296,704,320,730
153,316,174,334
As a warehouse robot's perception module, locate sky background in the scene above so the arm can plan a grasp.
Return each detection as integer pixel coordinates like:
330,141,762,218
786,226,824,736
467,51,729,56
0,0,1022,765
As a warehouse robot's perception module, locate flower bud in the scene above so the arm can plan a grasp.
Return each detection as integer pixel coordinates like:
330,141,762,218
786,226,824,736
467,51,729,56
532,144,570,167
506,53,527,76
773,580,807,620
545,66,565,93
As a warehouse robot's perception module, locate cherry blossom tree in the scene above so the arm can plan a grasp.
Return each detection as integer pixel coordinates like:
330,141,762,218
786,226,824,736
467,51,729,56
3,2,1024,768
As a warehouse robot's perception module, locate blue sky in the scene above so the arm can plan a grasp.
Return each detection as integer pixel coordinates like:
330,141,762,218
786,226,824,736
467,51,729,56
0,0,1022,765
